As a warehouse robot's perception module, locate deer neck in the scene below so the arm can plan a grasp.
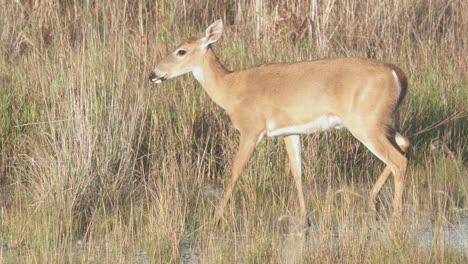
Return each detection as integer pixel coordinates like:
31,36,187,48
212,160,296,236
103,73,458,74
192,47,232,110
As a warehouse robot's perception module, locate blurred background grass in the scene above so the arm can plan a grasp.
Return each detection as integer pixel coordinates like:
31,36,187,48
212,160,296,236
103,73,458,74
0,0,466,262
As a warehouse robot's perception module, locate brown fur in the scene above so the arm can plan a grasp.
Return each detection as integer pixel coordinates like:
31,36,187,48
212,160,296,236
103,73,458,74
150,20,410,226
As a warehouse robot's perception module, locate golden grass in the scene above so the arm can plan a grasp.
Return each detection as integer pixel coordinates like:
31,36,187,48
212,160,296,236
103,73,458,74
0,0,467,263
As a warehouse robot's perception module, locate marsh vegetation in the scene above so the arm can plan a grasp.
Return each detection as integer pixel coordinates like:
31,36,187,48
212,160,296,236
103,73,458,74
0,0,466,263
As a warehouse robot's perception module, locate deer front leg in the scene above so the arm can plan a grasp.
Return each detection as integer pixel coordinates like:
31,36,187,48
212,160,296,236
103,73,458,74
213,131,264,225
284,135,307,228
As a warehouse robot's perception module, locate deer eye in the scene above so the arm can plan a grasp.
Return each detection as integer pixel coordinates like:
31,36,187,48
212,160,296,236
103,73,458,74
177,49,187,56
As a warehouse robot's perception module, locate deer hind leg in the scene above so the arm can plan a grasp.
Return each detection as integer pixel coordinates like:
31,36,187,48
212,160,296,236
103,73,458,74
368,131,410,212
349,127,409,220
284,135,307,228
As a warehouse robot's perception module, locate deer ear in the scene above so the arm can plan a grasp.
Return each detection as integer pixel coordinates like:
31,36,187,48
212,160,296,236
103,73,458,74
204,20,223,46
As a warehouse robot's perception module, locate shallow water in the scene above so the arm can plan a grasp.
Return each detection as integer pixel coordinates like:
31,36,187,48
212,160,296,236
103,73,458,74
416,221,467,254
179,217,468,263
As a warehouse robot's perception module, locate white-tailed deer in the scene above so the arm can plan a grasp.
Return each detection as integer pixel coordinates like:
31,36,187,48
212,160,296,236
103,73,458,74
150,20,410,227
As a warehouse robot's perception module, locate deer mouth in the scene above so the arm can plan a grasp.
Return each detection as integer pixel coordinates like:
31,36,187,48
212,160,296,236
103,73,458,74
149,72,167,84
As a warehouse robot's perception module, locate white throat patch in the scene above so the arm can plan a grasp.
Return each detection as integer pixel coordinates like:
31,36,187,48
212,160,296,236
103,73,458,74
192,67,204,81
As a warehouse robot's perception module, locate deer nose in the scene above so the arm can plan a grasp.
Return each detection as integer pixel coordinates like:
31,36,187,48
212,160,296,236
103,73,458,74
149,71,157,82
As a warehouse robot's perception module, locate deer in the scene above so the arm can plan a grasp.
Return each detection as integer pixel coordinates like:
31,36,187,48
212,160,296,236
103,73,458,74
149,20,410,227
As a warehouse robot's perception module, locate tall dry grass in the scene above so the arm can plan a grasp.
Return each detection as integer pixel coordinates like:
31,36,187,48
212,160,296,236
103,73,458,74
0,0,467,263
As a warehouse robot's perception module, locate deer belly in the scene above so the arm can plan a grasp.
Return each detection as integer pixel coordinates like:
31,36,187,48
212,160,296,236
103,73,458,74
266,115,344,137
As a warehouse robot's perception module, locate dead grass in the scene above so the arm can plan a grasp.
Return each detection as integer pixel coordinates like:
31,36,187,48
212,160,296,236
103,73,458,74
0,0,467,263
